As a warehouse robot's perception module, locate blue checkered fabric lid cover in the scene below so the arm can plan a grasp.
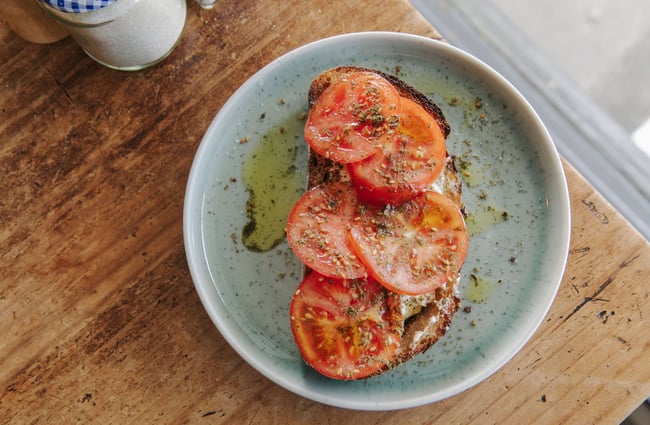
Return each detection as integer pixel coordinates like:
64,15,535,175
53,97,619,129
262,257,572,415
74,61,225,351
40,0,117,13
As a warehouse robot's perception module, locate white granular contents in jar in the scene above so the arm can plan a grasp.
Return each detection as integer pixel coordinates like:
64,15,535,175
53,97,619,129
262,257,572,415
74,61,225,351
45,0,186,69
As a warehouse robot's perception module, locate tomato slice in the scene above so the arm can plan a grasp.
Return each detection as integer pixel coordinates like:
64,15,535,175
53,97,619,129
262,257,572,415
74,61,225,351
348,191,469,296
290,271,401,380
304,71,401,163
286,182,367,279
348,97,447,206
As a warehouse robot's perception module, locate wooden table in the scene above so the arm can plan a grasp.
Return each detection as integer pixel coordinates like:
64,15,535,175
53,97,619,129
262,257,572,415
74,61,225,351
1,1,648,423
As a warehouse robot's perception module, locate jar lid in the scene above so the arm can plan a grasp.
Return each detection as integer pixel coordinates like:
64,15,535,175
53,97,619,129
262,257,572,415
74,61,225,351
39,0,117,13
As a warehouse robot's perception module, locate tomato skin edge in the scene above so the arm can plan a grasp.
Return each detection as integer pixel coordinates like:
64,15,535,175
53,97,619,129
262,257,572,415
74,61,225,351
347,191,469,296
285,182,368,280
303,71,402,164
346,97,448,207
289,271,401,380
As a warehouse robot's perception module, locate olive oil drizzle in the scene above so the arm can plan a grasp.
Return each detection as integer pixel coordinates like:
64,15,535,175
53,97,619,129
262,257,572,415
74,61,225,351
464,273,503,304
465,204,510,237
241,116,307,252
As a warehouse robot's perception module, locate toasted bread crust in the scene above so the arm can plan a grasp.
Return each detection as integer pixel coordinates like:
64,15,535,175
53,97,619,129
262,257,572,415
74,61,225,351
306,66,462,377
390,285,460,368
307,65,450,138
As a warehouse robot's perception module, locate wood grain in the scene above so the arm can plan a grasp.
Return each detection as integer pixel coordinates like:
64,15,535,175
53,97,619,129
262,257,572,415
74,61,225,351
1,1,647,423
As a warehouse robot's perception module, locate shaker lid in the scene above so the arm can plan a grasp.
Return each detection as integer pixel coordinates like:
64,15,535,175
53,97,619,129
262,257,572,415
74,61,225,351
39,0,117,13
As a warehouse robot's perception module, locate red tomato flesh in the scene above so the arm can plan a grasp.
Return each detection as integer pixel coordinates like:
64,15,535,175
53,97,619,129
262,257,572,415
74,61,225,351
348,191,469,296
304,71,401,163
348,97,447,206
290,271,401,380
286,182,367,279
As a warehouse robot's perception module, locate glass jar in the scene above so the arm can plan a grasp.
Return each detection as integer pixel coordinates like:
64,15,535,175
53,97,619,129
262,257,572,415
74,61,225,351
196,0,217,9
194,0,217,9
38,0,186,71
0,0,68,44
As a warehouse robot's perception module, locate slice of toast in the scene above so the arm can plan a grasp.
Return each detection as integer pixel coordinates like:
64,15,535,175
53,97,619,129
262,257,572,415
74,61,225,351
306,66,462,373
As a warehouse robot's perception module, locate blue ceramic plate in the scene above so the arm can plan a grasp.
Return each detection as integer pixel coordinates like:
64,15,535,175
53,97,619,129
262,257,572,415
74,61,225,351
183,32,570,410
